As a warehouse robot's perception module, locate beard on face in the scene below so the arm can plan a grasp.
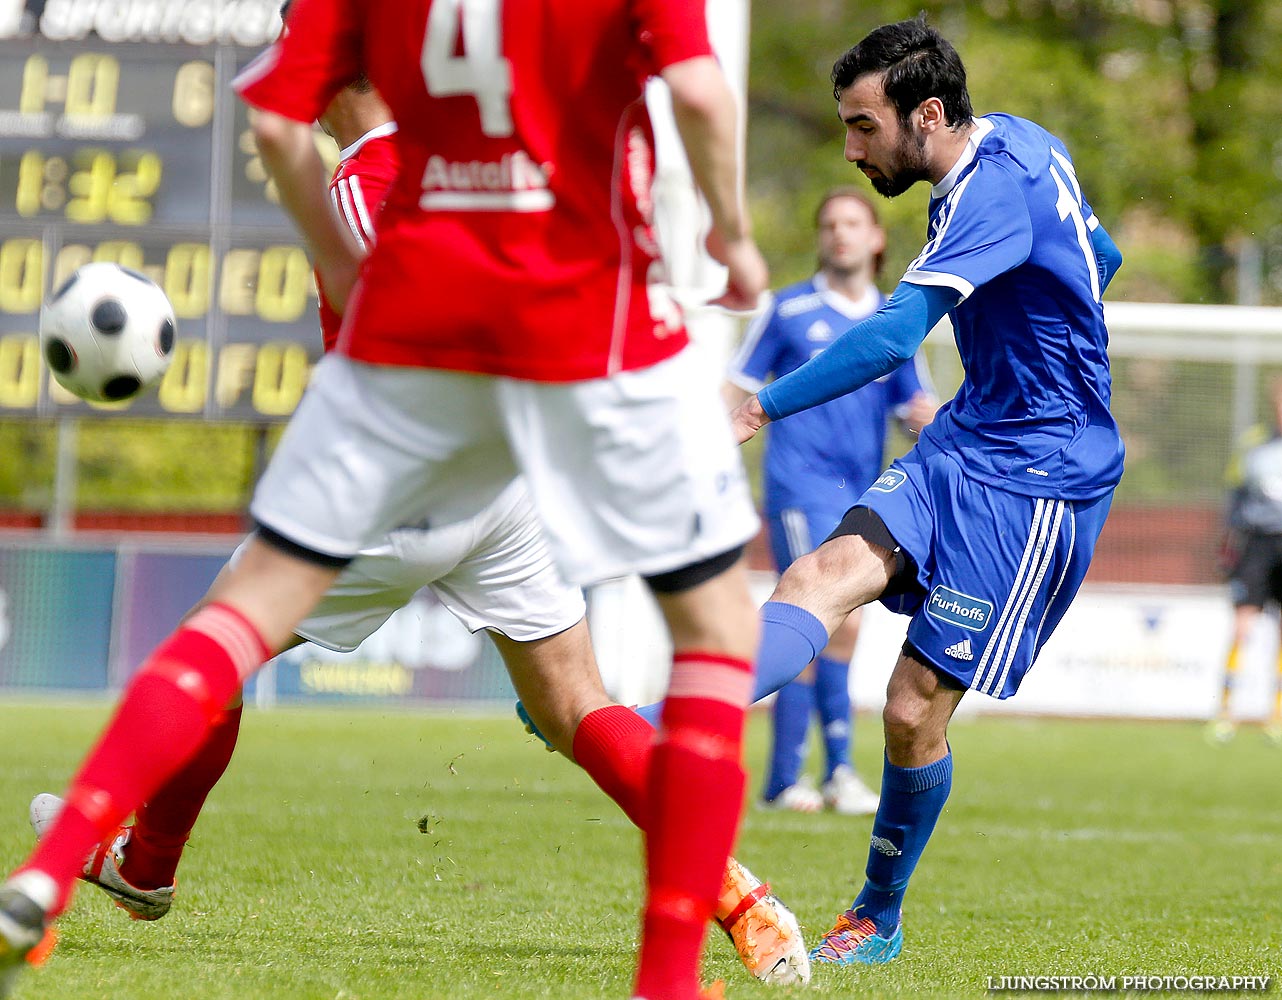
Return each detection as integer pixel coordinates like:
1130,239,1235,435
862,122,931,198
820,254,861,278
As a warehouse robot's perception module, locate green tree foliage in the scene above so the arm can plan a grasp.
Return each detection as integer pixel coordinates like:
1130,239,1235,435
749,0,1282,304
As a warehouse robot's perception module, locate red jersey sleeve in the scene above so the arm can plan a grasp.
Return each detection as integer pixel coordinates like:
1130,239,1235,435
318,132,399,352
233,0,366,125
630,0,713,74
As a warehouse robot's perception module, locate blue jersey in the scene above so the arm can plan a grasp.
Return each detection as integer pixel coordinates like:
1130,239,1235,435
906,114,1124,500
729,274,930,512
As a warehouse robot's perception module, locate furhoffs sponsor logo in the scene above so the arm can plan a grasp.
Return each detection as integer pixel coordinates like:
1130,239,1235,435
926,586,994,632
868,469,906,493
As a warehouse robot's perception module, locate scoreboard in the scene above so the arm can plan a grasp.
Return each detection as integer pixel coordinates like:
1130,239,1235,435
0,24,334,421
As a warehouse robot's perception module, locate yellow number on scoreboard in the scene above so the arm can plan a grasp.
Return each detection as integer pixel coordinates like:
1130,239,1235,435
0,239,43,314
19,55,48,114
65,53,120,119
65,150,114,223
164,243,212,319
255,246,311,323
15,152,43,218
158,339,210,413
0,335,40,409
172,61,215,128
252,342,309,415
110,152,163,225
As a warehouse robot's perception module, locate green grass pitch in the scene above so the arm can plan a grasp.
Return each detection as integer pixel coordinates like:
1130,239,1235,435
0,702,1278,998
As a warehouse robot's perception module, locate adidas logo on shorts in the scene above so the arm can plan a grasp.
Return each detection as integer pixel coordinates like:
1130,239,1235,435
944,638,974,661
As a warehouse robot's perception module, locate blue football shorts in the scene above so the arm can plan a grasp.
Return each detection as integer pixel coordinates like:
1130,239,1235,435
766,502,850,570
855,446,1113,699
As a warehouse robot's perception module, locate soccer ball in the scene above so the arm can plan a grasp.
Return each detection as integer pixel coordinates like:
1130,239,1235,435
40,261,176,403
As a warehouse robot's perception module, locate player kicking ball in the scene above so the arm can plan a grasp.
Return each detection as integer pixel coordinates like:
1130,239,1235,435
728,17,1124,968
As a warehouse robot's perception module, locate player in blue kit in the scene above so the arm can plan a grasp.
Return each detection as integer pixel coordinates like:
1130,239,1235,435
730,16,1125,966
725,188,935,814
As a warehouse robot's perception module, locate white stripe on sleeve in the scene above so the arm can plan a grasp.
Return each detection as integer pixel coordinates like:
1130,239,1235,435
348,176,377,247
335,179,368,252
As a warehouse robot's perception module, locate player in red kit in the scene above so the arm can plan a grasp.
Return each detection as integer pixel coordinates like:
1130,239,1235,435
0,3,768,999
16,18,806,989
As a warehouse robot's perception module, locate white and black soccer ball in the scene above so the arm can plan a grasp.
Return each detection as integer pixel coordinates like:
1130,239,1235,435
40,261,176,403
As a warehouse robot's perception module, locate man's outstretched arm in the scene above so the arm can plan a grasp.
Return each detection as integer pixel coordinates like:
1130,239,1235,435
731,281,959,443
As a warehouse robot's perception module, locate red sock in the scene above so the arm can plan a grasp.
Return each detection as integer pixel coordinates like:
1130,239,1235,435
122,702,244,890
22,604,268,913
634,651,753,1000
571,705,653,830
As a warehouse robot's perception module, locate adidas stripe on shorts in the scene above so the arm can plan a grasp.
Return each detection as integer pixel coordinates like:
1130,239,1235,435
856,444,1113,699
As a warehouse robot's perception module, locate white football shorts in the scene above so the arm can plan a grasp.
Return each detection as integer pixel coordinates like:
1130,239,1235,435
238,480,585,650
250,348,758,586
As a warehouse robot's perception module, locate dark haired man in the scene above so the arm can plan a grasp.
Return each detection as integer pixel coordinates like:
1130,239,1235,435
731,15,1124,966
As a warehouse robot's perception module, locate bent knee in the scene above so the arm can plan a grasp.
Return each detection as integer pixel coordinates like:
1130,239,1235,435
775,535,889,609
882,697,933,743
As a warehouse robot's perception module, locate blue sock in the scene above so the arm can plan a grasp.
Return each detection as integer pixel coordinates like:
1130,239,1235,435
634,600,828,725
762,679,815,801
753,602,829,702
853,751,953,936
814,655,852,780
635,700,661,726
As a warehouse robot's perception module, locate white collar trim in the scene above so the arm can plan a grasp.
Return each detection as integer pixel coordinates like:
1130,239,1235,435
339,121,398,162
931,117,993,199
813,272,881,320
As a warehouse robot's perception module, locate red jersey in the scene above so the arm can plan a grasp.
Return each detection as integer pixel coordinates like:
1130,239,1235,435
320,123,399,352
234,0,711,381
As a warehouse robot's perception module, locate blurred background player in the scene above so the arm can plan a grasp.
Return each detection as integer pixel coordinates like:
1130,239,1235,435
18,10,807,989
730,16,1123,968
724,187,936,814
1210,375,1282,744
0,4,769,1000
